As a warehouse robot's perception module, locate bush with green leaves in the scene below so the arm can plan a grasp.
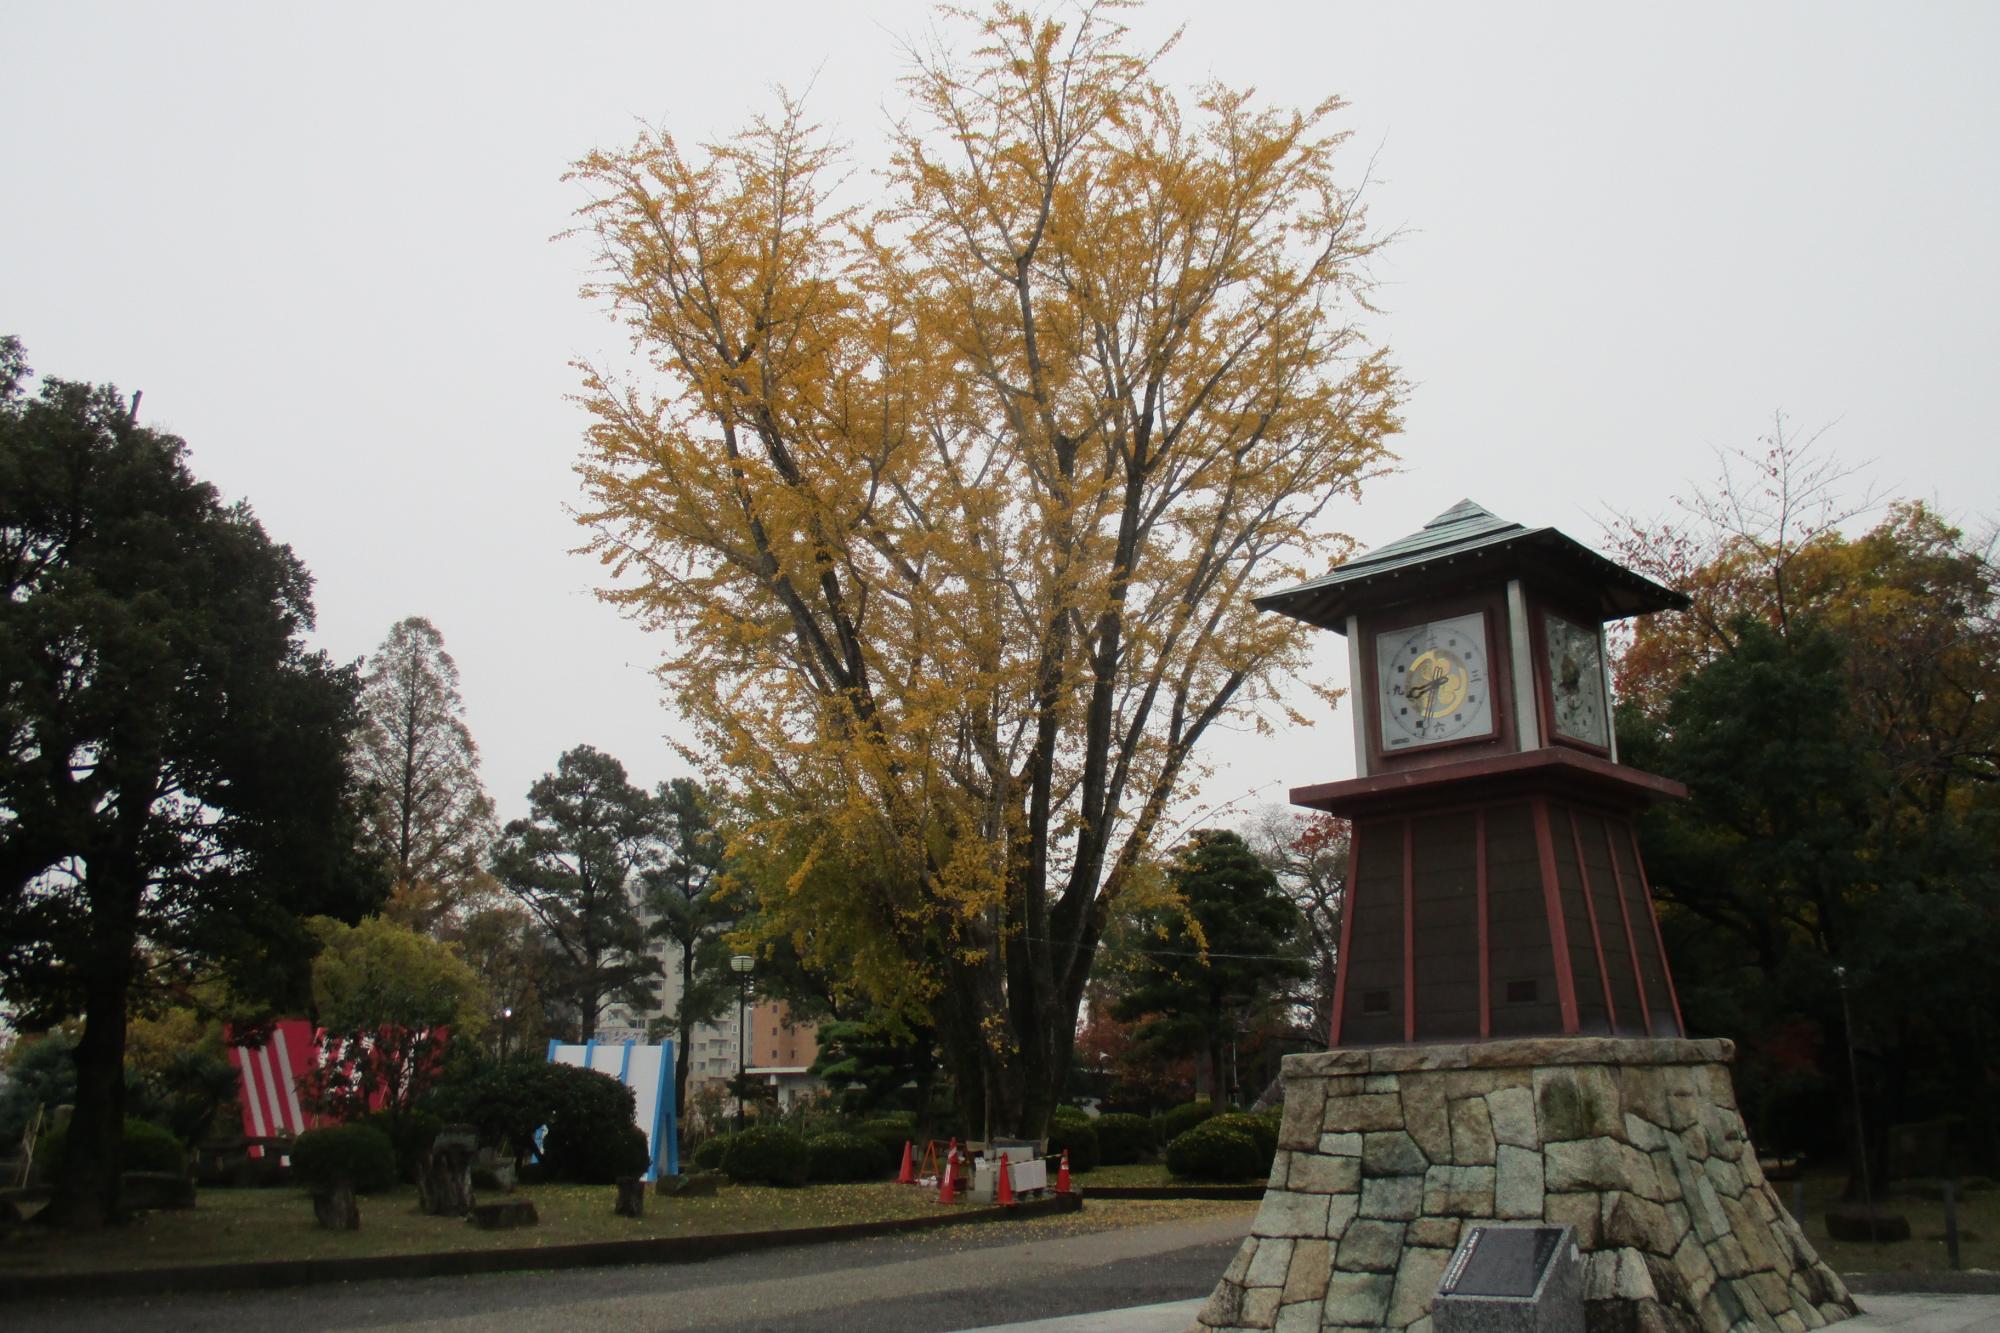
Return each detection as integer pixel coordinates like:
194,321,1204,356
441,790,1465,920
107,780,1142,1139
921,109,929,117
1156,1099,1215,1145
692,1131,737,1170
427,1058,642,1182
806,1130,890,1183
1164,1116,1266,1182
360,1108,445,1183
857,1117,917,1161
1091,1112,1155,1165
290,1123,397,1193
34,1116,187,1182
1045,1106,1099,1173
1207,1110,1277,1163
721,1125,810,1187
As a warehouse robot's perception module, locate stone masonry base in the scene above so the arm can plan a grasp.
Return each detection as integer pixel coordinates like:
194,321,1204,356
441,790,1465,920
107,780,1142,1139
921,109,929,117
1194,1038,1856,1333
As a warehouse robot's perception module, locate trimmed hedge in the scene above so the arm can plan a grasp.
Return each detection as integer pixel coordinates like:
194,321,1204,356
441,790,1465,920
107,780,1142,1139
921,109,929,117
35,1116,186,1182
1207,1111,1278,1164
291,1124,398,1194
1155,1099,1215,1145
807,1130,891,1183
1091,1111,1155,1165
721,1125,810,1187
1046,1106,1099,1174
360,1108,444,1184
858,1117,917,1162
547,1117,651,1185
1164,1116,1266,1182
692,1132,736,1171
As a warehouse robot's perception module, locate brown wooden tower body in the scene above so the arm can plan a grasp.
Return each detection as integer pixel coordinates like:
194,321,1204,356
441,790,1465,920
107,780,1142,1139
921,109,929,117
1257,500,1692,1047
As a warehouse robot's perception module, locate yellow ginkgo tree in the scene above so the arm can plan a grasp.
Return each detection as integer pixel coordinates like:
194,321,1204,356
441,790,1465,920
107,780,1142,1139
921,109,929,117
568,1,1402,1136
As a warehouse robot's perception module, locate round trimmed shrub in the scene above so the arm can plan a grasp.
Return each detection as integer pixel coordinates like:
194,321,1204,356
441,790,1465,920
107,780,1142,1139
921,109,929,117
1156,1099,1215,1145
1091,1112,1155,1166
1046,1106,1099,1174
545,1116,651,1185
1164,1117,1266,1182
807,1130,891,1183
291,1123,398,1194
1208,1111,1278,1163
859,1117,917,1160
722,1125,810,1187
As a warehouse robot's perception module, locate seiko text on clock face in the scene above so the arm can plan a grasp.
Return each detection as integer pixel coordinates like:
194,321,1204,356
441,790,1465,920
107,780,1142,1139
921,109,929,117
1376,611,1494,749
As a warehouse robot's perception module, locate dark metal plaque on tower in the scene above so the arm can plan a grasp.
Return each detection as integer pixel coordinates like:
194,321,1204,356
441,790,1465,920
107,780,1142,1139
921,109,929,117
1435,1225,1582,1333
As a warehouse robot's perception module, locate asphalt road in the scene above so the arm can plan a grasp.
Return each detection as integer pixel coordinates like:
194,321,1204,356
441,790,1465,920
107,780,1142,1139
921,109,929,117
6,1209,1252,1333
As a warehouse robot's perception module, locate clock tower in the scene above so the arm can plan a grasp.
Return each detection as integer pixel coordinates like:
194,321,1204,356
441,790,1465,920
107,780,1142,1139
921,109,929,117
1255,499,1692,1046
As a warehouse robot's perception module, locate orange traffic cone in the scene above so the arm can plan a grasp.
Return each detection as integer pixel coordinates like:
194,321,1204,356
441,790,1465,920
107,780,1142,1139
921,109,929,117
1055,1148,1072,1195
938,1146,958,1203
897,1140,915,1185
996,1152,1016,1207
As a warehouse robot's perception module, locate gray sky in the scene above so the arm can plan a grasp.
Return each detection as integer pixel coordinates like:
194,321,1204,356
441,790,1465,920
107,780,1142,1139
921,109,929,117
5,2,1995,826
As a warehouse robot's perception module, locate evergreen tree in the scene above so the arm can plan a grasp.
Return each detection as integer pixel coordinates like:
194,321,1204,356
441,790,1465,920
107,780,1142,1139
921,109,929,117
0,340,381,1226
638,778,734,1125
492,745,659,1042
1112,830,1307,1107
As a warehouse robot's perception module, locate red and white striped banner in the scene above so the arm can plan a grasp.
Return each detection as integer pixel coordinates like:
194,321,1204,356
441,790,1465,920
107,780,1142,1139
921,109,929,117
227,1019,322,1145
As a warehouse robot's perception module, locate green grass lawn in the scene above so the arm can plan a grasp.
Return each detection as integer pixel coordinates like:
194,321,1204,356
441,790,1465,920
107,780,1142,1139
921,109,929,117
1784,1168,2000,1275
0,1181,957,1275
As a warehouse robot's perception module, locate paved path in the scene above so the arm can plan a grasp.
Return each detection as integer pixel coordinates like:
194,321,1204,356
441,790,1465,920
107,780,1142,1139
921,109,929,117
5,1211,1254,1333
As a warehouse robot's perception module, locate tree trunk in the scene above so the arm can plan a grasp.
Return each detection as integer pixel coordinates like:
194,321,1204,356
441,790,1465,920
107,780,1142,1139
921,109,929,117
313,1184,361,1230
42,977,131,1228
40,858,142,1230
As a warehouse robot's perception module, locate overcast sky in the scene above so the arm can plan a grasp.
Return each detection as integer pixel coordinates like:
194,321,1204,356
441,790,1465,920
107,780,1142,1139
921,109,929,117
5,2,1995,827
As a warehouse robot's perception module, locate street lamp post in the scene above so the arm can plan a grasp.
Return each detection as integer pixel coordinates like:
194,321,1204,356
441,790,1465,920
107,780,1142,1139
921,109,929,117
730,954,755,1133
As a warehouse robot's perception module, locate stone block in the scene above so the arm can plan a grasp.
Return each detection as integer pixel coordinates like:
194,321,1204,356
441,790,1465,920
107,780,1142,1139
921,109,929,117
1620,1065,1672,1126
1403,1083,1453,1162
1323,1271,1395,1327
1246,1236,1294,1287
1288,1152,1360,1195
1327,1191,1361,1239
1328,1093,1404,1133
1487,1085,1537,1149
1435,1069,1502,1099
1363,1074,1401,1092
1652,1149,1684,1203
1361,1174,1424,1220
469,1198,539,1229
1198,1280,1243,1327
1238,1285,1281,1328
1274,1302,1320,1333
1363,1130,1429,1177
1408,1216,1461,1249
1703,1153,1745,1199
1387,1245,1454,1328
1495,1144,1544,1219
1278,1080,1329,1150
1282,1238,1334,1304
1284,1049,1370,1079
1623,1111,1669,1152
1534,1065,1623,1141
1544,1191,1602,1248
1255,1189,1333,1239
1545,1138,1643,1193
1603,1191,1677,1255
1372,1045,1470,1074
1318,1131,1362,1157
1336,1218,1405,1273
1447,1096,1497,1165
1223,1238,1257,1285
1422,1164,1495,1217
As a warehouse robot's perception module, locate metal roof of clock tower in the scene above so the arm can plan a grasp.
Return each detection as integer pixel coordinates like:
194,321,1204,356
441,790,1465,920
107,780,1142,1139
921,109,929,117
1253,498,1690,633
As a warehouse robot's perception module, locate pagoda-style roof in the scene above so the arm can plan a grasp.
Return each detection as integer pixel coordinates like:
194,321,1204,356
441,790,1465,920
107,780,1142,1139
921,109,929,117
1254,499,1690,633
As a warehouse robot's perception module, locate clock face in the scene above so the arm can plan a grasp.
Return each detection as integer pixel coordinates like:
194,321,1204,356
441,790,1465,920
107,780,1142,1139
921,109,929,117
1376,612,1494,750
1544,612,1609,748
